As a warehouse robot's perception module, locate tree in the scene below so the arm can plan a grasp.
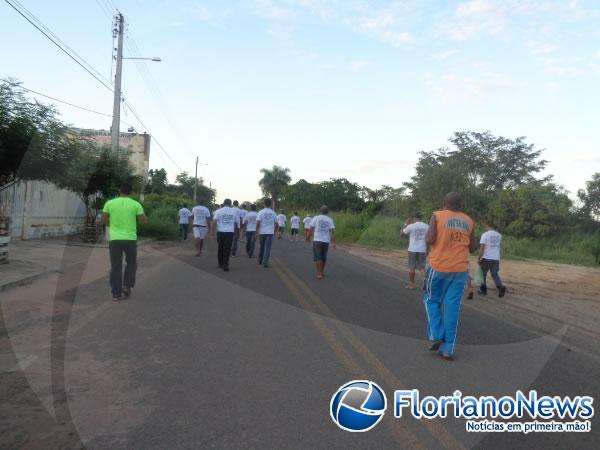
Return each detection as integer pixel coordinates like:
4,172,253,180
405,131,550,220
258,165,291,209
578,173,600,221
488,183,572,238
0,79,76,190
65,143,139,215
147,168,168,194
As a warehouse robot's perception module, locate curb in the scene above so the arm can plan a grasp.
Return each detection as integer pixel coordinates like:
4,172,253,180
0,268,58,293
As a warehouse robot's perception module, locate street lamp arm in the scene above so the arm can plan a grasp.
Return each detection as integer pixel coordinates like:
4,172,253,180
123,57,162,62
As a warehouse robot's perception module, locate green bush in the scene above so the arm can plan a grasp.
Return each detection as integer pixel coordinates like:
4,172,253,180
357,216,409,249
139,217,178,240
330,211,375,243
138,201,180,240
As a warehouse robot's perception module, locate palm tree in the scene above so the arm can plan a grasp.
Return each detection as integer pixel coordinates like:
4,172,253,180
258,165,291,210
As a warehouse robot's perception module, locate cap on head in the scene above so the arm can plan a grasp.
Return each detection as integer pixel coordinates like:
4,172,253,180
320,205,329,215
443,192,462,211
224,198,232,206
415,211,423,219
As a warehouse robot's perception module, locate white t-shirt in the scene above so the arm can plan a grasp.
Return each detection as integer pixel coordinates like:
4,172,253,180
192,205,211,226
257,208,277,235
232,207,243,226
214,206,237,233
402,221,429,253
240,209,248,224
480,230,502,260
244,211,258,232
178,208,192,224
303,217,312,229
311,215,335,243
290,215,300,229
277,214,287,227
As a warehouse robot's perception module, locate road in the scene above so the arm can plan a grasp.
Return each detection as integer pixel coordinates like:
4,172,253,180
1,237,599,449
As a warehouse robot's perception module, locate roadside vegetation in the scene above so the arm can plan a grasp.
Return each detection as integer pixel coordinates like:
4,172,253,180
2,79,599,264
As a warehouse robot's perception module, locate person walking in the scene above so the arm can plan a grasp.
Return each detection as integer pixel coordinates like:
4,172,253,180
303,215,312,242
244,204,258,257
191,203,211,256
402,211,429,290
276,211,286,239
178,206,192,241
310,206,336,280
102,182,146,302
424,192,476,361
478,223,506,297
231,200,243,256
239,205,248,242
290,212,301,241
212,199,238,272
256,198,277,268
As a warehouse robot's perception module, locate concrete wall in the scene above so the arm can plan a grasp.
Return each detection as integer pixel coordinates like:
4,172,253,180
0,181,87,240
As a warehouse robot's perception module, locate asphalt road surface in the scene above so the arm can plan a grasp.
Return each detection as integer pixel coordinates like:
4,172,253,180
1,237,599,449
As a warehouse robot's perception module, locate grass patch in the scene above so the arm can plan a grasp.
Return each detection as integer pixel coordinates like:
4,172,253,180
332,214,600,267
139,206,178,240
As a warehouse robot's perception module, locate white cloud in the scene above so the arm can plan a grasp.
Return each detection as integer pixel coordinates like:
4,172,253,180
432,49,459,60
544,81,560,93
251,0,296,20
427,72,514,103
350,60,372,72
189,2,214,22
448,0,508,41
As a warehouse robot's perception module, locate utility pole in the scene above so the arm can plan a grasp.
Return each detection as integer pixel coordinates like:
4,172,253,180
111,13,124,155
193,156,199,203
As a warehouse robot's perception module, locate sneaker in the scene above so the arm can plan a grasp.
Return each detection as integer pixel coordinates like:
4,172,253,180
112,295,121,302
478,289,487,296
122,287,131,298
498,286,506,298
428,340,443,351
440,353,454,361
224,266,229,272
467,291,474,300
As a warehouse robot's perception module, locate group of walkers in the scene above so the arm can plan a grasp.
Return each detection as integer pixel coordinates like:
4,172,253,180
401,192,507,361
177,198,336,278
102,184,505,361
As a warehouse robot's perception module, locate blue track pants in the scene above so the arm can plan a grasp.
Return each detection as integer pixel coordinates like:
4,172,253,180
423,268,468,355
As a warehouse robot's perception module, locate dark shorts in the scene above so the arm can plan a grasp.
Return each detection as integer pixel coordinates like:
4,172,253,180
408,251,426,270
291,228,299,235
313,241,330,262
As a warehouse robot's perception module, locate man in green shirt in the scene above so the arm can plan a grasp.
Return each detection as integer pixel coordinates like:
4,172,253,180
102,182,146,301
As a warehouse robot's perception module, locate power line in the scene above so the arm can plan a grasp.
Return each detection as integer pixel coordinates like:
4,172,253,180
123,100,183,172
4,0,184,172
3,0,113,92
6,81,137,129
18,85,112,118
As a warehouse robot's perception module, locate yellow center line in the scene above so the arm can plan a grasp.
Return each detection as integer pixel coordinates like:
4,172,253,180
275,258,467,450
273,260,428,450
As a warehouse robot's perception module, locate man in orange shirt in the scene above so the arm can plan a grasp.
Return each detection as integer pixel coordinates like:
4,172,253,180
424,192,477,361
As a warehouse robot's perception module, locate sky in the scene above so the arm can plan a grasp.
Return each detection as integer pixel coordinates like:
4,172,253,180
2,0,600,203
